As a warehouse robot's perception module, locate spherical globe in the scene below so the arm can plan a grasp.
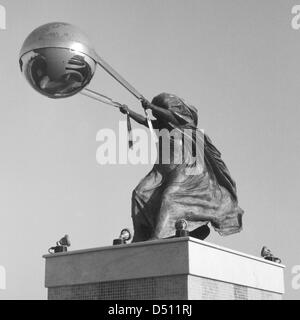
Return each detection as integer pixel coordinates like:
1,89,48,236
19,22,98,98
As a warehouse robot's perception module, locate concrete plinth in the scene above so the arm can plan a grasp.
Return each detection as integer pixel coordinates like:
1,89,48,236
43,237,285,300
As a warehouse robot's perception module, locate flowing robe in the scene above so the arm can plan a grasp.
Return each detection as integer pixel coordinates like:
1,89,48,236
131,93,244,242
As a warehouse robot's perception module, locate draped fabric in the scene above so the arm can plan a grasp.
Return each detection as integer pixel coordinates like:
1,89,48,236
131,93,244,242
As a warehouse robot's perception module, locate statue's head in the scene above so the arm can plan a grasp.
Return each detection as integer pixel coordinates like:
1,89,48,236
19,22,97,99
152,92,189,110
152,92,198,126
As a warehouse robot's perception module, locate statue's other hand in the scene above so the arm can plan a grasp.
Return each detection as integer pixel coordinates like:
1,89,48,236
119,104,129,114
141,98,152,110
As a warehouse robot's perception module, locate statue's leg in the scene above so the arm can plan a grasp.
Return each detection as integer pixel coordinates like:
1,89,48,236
151,184,179,239
131,168,164,242
131,190,152,242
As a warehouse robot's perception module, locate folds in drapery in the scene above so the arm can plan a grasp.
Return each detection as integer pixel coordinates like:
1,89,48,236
131,93,244,242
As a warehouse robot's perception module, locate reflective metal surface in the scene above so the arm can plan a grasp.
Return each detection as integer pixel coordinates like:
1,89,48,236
19,22,143,100
19,22,97,98
19,22,98,61
20,47,96,98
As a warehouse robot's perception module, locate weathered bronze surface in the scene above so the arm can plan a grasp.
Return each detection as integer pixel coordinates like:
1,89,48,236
131,93,244,242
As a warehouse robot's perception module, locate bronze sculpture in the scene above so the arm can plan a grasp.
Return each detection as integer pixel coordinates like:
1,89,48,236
120,93,244,242
19,23,244,243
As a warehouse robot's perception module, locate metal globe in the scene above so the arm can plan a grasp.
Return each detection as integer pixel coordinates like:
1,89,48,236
19,22,97,98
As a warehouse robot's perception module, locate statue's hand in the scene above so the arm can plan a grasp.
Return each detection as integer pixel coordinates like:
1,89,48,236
119,104,129,114
141,98,152,110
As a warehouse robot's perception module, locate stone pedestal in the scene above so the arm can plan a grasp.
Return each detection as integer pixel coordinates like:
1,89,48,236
43,237,285,300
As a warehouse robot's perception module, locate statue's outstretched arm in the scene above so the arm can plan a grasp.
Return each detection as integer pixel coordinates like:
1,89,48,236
119,105,160,129
141,99,180,126
119,105,148,127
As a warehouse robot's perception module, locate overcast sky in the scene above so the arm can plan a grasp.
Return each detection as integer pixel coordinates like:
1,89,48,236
0,0,299,299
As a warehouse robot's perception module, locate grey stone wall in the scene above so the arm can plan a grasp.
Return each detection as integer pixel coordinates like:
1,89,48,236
48,275,282,300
